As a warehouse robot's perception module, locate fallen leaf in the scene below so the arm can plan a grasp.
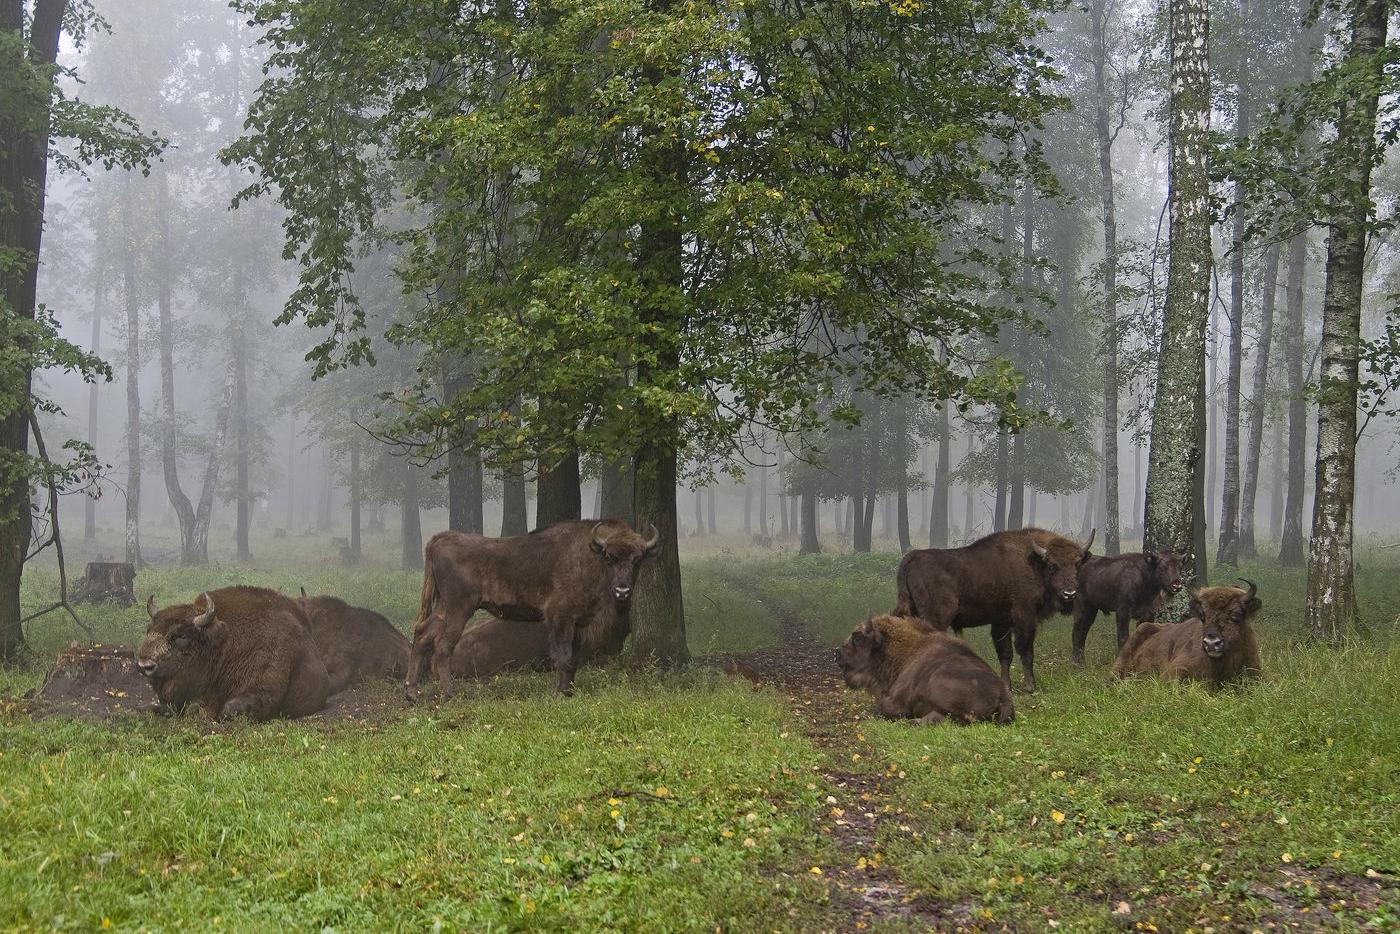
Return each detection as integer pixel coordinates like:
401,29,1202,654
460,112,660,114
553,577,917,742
1113,901,1131,915
1051,810,1066,824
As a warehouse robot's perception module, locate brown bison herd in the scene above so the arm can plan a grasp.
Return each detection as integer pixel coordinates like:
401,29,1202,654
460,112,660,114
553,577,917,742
130,522,1263,724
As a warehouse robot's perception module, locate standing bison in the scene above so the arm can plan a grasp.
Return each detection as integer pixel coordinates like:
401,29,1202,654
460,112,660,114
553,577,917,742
135,586,330,721
1071,550,1184,664
838,615,1015,725
894,527,1094,692
1114,580,1262,687
406,519,660,700
298,590,410,692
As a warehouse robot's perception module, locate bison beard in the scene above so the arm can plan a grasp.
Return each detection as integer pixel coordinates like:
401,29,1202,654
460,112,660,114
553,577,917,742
299,590,410,692
135,585,330,721
837,615,1014,725
893,528,1093,692
1114,579,1262,687
406,520,660,700
1071,550,1184,664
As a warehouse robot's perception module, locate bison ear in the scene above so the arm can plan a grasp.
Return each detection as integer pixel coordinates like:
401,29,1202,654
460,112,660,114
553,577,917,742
866,620,885,648
1146,551,1160,567
146,594,158,620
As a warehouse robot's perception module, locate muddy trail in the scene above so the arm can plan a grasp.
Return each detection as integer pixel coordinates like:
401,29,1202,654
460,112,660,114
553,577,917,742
720,576,963,932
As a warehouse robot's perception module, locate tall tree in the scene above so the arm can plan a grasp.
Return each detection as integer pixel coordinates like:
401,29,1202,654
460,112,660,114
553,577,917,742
1143,0,1213,603
1278,232,1309,563
1306,0,1388,641
1239,242,1280,556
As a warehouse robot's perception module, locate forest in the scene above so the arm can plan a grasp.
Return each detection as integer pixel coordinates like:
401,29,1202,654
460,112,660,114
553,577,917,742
1,0,1399,929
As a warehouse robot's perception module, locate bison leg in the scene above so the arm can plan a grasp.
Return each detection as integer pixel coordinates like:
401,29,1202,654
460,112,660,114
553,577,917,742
1013,626,1038,693
403,615,438,703
547,618,580,697
1115,608,1132,652
218,693,274,722
874,695,908,720
1070,602,1096,666
918,709,948,726
431,612,472,700
990,624,1014,689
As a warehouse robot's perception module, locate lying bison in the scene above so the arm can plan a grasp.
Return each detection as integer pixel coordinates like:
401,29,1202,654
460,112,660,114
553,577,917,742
838,615,1014,725
136,586,330,721
894,528,1094,691
298,589,409,692
1114,580,1262,687
449,607,631,680
1071,549,1184,665
407,519,660,700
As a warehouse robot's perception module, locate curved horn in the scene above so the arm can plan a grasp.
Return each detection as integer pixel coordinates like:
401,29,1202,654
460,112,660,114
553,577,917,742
146,594,158,620
299,586,308,600
1031,541,1048,559
193,594,217,628
591,521,610,550
1237,577,1257,602
1082,527,1096,553
641,524,661,551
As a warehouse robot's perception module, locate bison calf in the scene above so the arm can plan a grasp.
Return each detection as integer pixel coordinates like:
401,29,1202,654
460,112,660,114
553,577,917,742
136,585,330,721
1072,550,1184,664
299,590,409,692
1113,580,1262,688
838,615,1015,725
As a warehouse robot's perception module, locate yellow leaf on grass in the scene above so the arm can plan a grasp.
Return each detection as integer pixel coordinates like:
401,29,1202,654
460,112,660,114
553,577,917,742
1051,810,1066,824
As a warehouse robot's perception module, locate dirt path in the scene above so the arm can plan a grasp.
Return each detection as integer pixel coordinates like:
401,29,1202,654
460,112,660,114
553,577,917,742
721,576,958,932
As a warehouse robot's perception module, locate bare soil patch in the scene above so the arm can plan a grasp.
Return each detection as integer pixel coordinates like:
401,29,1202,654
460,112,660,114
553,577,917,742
719,576,970,932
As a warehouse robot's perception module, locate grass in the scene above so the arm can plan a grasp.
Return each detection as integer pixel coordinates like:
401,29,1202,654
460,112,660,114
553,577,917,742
3,531,1398,930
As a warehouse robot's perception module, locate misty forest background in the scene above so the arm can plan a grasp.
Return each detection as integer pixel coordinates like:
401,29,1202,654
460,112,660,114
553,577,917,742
6,0,1400,662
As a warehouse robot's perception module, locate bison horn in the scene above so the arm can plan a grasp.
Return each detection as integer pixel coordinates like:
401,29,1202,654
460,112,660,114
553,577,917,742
591,522,610,551
1082,528,1096,553
146,594,158,620
1031,541,1048,559
1237,577,1257,602
641,524,661,552
193,594,217,628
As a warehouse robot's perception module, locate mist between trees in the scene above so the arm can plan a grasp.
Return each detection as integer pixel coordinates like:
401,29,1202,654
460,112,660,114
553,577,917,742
6,0,1400,660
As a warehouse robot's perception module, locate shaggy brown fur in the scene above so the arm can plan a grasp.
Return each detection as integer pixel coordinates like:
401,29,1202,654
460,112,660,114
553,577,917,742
838,615,1015,725
135,585,330,721
893,528,1095,691
299,591,410,692
450,608,631,679
1071,550,1184,664
407,520,659,700
1114,581,1262,687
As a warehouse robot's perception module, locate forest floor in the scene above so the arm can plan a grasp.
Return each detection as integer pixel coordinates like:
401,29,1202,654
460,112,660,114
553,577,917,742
2,533,1399,931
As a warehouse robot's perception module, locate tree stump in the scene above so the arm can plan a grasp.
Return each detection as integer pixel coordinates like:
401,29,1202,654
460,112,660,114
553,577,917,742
73,561,137,606
30,644,156,719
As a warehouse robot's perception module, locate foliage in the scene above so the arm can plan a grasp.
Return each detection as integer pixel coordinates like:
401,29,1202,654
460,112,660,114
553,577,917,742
229,0,1066,481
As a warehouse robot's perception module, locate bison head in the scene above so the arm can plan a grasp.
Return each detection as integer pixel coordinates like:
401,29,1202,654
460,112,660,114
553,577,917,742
837,617,884,690
135,593,226,710
1147,550,1185,596
1191,579,1262,658
590,522,662,603
1031,528,1095,612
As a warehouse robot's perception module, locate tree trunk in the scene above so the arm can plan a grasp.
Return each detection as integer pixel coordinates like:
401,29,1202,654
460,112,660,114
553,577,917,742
0,0,66,658
743,477,752,534
1144,0,1212,612
709,486,719,534
929,406,950,547
758,454,769,538
500,465,528,536
1240,241,1280,557
84,266,105,543
1217,78,1250,567
693,487,704,535
316,446,332,531
993,431,1008,531
1307,0,1386,641
285,414,296,530
401,462,422,571
777,447,789,538
800,484,820,554
1008,432,1025,529
1206,310,1218,536
1092,0,1122,556
962,439,978,543
535,446,582,529
1269,400,1284,541
895,399,910,551
348,440,362,563
1132,441,1142,537
233,316,252,561
122,189,142,569
599,456,634,524
1279,232,1309,565
445,382,485,533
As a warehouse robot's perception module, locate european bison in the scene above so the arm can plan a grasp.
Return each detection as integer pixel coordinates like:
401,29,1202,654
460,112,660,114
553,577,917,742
298,589,410,692
449,607,632,680
838,615,1015,725
135,586,330,721
894,527,1095,691
1071,550,1185,664
1113,580,1262,687
407,519,660,700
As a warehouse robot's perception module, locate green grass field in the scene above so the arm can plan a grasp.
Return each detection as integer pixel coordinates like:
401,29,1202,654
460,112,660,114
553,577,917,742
2,532,1398,931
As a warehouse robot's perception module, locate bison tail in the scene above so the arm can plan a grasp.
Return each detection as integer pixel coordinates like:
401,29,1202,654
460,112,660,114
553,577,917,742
893,560,917,619
413,555,438,630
